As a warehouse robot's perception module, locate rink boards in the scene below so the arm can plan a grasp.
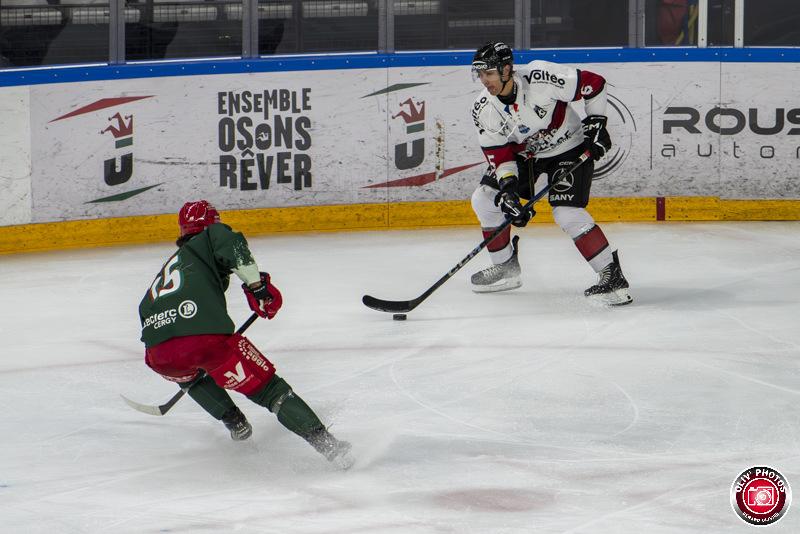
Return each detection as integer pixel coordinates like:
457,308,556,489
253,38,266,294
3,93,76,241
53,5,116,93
1,49,799,253
3,196,800,254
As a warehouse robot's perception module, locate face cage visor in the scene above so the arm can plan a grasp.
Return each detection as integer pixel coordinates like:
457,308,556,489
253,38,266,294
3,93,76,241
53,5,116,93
471,62,500,82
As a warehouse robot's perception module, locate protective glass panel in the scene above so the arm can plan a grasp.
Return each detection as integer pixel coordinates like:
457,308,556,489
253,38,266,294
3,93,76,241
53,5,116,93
744,0,799,45
291,0,379,53
645,0,698,46
707,0,734,46
1,0,110,67
530,0,628,47
445,0,514,50
125,0,242,61
394,0,446,50
255,0,293,54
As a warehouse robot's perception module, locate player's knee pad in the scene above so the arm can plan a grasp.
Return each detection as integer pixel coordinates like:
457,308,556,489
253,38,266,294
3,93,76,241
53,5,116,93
471,185,506,228
247,375,291,413
206,334,276,396
248,376,323,437
552,206,595,239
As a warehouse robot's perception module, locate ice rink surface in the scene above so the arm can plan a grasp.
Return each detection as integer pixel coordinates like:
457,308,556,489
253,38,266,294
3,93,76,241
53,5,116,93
2,221,800,533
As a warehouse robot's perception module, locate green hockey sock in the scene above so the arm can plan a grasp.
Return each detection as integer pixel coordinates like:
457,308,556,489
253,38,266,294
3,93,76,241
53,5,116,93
248,375,324,438
182,375,236,420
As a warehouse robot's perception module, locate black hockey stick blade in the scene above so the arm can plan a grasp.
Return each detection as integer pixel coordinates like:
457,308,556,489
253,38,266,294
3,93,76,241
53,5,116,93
121,313,259,416
362,151,591,315
362,294,420,314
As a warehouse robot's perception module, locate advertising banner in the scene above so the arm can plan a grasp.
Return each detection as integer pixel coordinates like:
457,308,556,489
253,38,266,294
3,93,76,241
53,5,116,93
719,63,800,199
0,86,32,226
20,60,800,223
30,70,389,222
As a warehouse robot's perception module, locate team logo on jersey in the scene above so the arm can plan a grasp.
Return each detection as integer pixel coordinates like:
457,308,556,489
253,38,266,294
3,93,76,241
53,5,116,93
534,105,547,119
178,300,198,319
525,128,571,155
730,466,791,525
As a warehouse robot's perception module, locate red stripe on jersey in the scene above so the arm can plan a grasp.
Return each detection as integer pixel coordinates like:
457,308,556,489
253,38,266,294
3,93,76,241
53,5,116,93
575,70,606,101
482,143,526,169
573,69,583,100
547,101,568,130
574,225,609,261
484,226,511,252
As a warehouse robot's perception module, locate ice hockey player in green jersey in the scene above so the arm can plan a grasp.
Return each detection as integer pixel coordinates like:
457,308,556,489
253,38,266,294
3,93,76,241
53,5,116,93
139,200,353,468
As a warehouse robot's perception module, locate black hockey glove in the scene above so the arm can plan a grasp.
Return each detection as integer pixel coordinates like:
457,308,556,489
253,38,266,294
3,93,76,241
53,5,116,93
582,115,612,161
494,176,533,228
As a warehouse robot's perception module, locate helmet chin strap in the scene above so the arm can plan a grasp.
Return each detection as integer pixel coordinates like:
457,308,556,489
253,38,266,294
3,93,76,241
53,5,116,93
499,68,514,96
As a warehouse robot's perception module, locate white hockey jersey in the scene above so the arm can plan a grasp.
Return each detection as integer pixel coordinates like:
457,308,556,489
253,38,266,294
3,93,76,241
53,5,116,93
471,59,608,181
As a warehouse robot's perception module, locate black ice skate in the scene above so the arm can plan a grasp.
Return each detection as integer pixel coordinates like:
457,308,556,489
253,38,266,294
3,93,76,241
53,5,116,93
307,427,354,469
471,236,522,293
584,251,632,306
222,406,253,441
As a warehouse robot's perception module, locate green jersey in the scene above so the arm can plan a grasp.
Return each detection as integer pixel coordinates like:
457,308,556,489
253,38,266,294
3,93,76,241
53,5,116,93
139,223,256,347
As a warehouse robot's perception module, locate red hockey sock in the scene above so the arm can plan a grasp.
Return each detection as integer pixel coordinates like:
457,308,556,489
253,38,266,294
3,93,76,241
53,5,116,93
484,226,511,253
574,225,609,262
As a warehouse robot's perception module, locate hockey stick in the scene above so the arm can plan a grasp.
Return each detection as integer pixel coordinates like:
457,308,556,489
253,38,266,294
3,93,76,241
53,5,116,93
362,150,591,314
120,312,259,416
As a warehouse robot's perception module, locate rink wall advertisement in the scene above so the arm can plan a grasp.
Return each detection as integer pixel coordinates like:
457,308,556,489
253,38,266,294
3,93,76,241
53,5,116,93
1,58,800,228
0,86,32,226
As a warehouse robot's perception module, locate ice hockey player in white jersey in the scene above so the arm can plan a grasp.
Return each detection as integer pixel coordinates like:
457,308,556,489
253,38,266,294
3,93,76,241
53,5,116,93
469,41,632,306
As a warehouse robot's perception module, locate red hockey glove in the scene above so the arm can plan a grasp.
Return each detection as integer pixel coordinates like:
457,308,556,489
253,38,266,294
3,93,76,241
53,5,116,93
243,272,283,319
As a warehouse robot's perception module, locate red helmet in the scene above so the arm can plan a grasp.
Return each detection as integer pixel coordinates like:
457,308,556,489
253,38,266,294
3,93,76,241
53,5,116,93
178,200,220,237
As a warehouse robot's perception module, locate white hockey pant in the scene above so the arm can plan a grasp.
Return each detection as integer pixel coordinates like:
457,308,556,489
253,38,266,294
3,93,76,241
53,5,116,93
471,179,613,271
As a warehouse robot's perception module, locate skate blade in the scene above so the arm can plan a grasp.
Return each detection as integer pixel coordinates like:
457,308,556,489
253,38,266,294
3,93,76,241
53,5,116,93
329,442,355,470
231,427,253,441
471,277,522,294
332,452,355,470
589,288,633,306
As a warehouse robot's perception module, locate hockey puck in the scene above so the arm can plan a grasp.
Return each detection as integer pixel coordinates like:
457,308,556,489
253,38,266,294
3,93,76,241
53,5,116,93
392,314,407,321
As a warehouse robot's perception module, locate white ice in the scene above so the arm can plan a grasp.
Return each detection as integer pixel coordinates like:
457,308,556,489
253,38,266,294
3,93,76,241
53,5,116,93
2,222,800,533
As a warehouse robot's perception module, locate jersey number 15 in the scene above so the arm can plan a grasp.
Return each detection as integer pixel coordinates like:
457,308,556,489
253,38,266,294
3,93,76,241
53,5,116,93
149,254,182,300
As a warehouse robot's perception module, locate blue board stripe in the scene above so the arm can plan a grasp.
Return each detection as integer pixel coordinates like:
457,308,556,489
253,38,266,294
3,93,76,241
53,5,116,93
1,48,799,88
